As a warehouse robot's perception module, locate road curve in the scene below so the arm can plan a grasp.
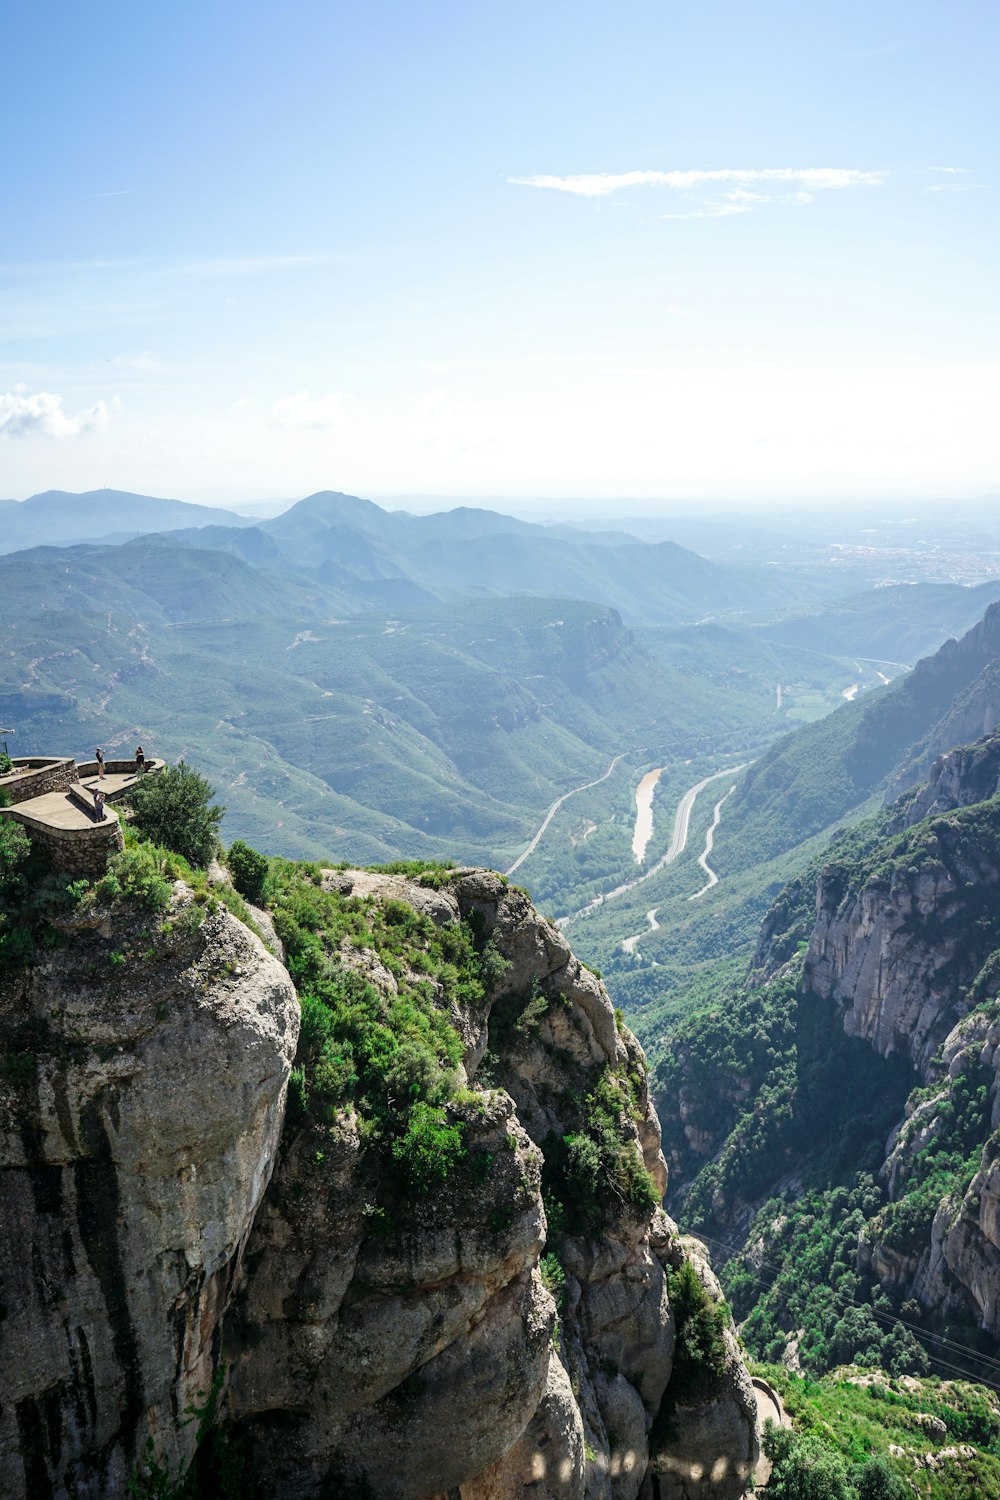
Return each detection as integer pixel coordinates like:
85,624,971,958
688,783,737,900
622,908,660,955
560,763,748,928
505,754,623,877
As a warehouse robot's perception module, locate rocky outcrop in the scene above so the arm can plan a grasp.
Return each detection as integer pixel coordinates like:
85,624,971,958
804,813,1000,1072
225,869,756,1500
0,888,299,1500
649,1240,759,1500
881,603,1000,804
889,732,1000,831
0,865,753,1499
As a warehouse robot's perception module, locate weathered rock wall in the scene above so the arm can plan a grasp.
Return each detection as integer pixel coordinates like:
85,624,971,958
804,815,1000,1072
225,870,757,1500
1,805,125,876
0,892,299,1499
0,758,76,804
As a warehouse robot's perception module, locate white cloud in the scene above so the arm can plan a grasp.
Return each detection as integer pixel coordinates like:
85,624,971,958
510,167,887,198
0,389,114,440
269,391,352,429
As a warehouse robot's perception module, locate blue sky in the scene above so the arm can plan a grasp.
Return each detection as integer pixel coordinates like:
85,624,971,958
1,0,997,508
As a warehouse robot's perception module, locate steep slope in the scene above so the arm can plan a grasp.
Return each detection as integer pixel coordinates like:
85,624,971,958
0,842,756,1499
648,730,1000,1391
715,600,1000,877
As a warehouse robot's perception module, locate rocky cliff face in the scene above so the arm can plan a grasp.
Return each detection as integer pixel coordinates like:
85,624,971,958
226,869,756,1500
804,800,1000,1072
0,865,755,1500
0,886,299,1500
888,732,1000,830
650,703,1000,1396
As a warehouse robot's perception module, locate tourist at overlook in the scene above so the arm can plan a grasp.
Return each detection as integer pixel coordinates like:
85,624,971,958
135,745,145,773
92,788,106,821
95,747,105,779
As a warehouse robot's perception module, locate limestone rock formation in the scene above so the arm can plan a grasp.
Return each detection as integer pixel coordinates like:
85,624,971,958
0,888,299,1499
804,811,1000,1071
0,862,753,1499
224,869,757,1500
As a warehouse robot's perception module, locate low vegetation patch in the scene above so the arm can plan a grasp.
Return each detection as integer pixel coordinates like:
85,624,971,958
756,1364,1000,1500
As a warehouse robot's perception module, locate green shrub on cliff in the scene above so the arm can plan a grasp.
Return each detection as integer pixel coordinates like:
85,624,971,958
125,761,224,868
92,845,172,913
267,861,491,1185
665,1260,730,1402
391,1102,465,1189
0,818,31,899
226,839,270,904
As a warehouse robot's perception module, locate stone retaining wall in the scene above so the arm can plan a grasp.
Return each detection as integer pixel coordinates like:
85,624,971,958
2,805,125,876
0,758,76,805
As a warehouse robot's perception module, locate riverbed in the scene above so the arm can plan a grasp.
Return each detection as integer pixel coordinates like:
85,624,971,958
632,768,665,862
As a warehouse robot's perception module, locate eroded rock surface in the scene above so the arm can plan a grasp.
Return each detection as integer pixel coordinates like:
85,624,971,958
226,870,756,1500
1,867,752,1499
0,892,298,1499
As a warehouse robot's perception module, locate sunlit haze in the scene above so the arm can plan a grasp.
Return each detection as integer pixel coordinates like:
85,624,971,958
2,0,997,509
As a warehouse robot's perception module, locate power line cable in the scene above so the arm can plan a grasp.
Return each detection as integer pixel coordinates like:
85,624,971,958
689,1227,1000,1390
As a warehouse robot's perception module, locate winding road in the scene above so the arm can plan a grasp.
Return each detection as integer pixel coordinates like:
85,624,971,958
688,782,737,900
504,754,623,877
560,763,748,930
622,908,660,955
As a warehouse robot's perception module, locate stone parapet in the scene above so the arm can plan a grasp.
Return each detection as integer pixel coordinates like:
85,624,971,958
2,803,125,876
0,757,76,804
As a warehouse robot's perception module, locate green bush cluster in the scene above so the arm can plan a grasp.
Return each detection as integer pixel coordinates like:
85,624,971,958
664,1260,730,1403
0,824,84,971
91,845,173,913
544,1066,659,1233
125,761,224,868
763,1427,909,1500
754,1363,1000,1499
226,839,270,905
269,860,498,1187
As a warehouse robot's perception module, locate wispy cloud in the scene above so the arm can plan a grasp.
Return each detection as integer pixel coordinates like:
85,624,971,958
269,391,352,429
510,167,887,199
0,388,115,440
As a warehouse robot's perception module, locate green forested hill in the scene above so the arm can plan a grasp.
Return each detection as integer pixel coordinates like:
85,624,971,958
0,541,785,865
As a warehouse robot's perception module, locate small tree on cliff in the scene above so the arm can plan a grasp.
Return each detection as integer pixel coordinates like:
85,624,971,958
126,761,224,868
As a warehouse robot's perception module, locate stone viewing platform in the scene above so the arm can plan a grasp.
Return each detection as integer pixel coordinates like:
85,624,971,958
0,754,165,876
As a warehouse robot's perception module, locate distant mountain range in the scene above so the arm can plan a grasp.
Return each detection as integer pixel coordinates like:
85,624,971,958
1,486,861,627
0,488,252,552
